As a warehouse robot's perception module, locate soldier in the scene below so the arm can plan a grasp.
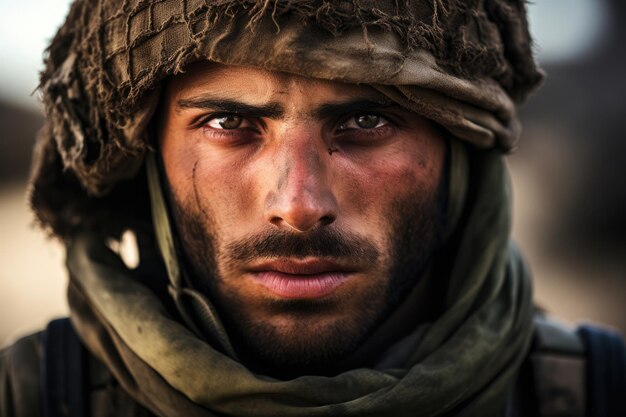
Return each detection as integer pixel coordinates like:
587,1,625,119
1,1,624,416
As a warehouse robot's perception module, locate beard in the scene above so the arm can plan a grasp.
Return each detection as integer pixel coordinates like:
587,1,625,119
169,174,446,377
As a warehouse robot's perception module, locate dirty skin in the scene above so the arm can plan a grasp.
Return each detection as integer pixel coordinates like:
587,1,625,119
192,160,209,218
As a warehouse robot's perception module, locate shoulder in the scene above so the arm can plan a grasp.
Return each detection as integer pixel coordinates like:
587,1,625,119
0,332,44,417
2,319,153,417
509,317,626,417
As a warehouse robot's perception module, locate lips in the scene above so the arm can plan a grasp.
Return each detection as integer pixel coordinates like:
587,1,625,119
247,259,354,299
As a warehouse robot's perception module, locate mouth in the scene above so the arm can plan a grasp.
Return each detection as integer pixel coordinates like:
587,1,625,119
246,259,355,300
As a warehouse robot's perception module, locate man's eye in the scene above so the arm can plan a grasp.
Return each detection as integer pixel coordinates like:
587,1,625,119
205,114,247,130
339,113,388,130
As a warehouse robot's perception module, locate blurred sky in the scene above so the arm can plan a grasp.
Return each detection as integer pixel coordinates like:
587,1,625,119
0,0,611,109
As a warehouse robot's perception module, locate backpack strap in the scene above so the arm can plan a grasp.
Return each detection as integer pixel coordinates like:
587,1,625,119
577,324,626,417
526,317,626,417
41,317,90,417
530,317,586,417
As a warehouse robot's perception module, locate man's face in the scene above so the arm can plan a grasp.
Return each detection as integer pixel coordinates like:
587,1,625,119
158,62,446,374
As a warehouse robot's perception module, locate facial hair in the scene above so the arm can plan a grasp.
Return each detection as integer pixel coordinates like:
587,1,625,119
169,171,446,377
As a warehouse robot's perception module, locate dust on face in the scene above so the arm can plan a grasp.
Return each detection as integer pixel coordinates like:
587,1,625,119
158,62,447,376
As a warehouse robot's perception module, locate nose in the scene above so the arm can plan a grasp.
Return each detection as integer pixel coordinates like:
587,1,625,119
265,135,338,232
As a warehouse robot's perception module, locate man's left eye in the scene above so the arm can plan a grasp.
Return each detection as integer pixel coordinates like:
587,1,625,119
339,114,388,130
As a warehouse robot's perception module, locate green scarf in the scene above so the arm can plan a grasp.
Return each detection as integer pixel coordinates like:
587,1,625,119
66,142,533,417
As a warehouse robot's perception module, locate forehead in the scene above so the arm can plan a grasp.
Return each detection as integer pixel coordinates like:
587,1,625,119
164,61,388,106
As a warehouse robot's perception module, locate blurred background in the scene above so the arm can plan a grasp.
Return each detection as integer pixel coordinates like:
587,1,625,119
1,0,624,348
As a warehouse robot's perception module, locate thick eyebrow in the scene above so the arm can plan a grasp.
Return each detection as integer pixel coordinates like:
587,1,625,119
177,95,395,121
177,97,284,118
314,99,395,120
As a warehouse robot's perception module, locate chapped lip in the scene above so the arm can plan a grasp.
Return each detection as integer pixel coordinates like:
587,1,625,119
245,258,357,275
246,258,358,299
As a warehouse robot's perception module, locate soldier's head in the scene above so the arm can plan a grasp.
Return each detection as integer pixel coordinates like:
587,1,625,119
31,0,542,377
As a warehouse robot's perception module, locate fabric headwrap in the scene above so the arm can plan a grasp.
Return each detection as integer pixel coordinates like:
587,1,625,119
30,0,542,237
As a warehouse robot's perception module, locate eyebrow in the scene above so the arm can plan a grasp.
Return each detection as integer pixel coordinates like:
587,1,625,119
176,96,394,120
313,99,394,120
177,97,284,118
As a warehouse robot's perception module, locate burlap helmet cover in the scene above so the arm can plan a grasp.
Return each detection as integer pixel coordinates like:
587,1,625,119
30,0,542,238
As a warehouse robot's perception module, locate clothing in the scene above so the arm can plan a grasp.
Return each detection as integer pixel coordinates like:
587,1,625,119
1,332,153,417
6,316,624,417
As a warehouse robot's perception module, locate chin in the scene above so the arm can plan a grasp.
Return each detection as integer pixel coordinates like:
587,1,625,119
226,301,379,374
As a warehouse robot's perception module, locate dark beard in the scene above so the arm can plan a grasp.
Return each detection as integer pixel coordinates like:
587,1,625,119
169,171,446,378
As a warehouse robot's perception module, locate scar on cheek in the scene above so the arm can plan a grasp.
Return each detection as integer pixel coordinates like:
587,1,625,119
192,160,209,217
327,147,339,155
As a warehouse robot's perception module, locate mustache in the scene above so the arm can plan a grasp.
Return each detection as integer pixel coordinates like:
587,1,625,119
223,228,380,265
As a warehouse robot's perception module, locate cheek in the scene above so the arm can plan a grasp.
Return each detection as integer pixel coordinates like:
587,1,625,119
199,162,261,239
162,140,260,238
336,143,444,231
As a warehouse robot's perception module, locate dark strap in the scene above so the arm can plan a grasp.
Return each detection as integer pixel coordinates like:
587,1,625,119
518,318,626,417
42,317,89,417
577,325,626,417
529,318,586,417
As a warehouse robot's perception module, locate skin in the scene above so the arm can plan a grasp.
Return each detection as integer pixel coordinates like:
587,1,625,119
157,62,446,377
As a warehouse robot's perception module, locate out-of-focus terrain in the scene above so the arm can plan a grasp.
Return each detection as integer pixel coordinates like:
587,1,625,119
509,0,626,332
1,0,625,348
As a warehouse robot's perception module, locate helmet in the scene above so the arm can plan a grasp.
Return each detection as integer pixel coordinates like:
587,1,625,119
30,0,542,238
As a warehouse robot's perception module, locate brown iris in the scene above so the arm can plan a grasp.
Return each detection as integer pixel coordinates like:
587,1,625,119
217,115,242,129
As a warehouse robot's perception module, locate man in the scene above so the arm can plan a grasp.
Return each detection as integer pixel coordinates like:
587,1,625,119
1,1,624,416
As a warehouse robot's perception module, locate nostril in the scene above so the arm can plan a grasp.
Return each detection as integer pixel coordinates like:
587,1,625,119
269,213,335,231
319,215,335,226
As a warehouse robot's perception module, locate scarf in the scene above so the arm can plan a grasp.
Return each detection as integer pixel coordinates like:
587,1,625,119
66,142,533,416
